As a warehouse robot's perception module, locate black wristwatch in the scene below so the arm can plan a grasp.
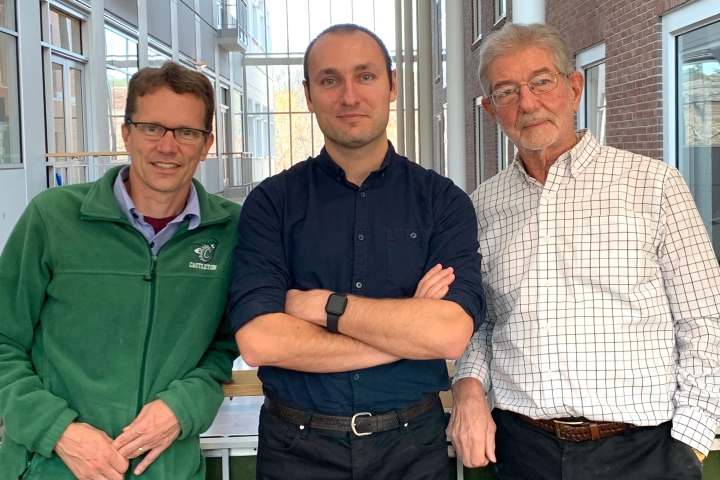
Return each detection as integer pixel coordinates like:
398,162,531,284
325,293,348,333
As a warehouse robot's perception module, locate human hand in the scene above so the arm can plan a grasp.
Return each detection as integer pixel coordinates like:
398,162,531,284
113,399,181,475
54,422,128,480
285,288,332,326
414,264,455,299
447,377,496,468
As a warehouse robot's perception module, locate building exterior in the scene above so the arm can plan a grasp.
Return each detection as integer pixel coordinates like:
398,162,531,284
435,0,720,262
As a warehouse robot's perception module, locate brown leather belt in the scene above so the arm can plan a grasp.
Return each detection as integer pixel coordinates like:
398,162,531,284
517,413,645,442
264,393,439,436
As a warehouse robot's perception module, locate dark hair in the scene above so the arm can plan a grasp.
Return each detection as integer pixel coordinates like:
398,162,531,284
124,61,215,131
303,23,393,99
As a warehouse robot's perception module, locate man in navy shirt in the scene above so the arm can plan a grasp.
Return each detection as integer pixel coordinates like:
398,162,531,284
228,23,485,480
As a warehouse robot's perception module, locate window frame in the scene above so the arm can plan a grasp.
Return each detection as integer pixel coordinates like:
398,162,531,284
575,42,606,142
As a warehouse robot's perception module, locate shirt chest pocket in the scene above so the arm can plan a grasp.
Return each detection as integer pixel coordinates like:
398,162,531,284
569,215,655,292
387,228,432,288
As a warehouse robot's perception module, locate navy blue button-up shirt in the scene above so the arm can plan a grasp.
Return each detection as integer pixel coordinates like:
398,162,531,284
228,144,485,415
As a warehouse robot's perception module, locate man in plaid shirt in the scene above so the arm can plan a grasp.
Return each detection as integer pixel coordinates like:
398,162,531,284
448,23,719,480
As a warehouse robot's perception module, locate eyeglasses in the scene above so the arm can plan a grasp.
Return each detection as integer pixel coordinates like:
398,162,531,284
490,72,568,107
126,120,210,145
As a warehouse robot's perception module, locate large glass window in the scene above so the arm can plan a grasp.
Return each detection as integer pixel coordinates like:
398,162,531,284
677,20,720,256
0,7,20,165
242,0,399,177
106,28,138,152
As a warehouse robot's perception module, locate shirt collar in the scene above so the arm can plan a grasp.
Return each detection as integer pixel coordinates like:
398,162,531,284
510,129,600,182
316,140,396,183
112,165,201,230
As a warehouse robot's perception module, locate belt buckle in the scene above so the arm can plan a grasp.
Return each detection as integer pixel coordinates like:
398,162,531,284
553,419,585,440
351,412,372,436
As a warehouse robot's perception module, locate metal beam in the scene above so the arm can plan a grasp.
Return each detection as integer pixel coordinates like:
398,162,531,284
403,0,415,161
394,0,405,155
417,0,433,169
445,0,466,191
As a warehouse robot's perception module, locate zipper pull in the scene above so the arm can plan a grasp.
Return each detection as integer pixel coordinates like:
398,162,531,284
19,451,34,479
143,255,158,282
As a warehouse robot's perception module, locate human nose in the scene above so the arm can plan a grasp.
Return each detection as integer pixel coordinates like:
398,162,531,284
340,80,358,105
156,129,180,152
516,83,541,111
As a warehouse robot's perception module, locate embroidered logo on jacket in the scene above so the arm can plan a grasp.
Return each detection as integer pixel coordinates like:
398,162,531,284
189,238,218,270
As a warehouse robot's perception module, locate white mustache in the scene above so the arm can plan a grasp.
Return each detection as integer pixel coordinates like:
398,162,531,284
517,115,553,128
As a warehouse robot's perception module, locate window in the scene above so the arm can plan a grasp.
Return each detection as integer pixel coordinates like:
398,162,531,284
0,0,16,31
475,97,484,185
105,27,138,152
233,89,244,153
148,47,170,68
677,20,720,255
49,8,82,55
434,111,445,175
497,126,513,172
495,0,506,23
0,0,20,165
584,63,606,145
576,43,606,145
434,0,445,83
473,0,481,41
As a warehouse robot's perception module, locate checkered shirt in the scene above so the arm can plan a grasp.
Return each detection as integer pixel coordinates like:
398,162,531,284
455,130,720,454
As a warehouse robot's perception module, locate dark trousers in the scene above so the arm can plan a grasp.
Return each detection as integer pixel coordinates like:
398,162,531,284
492,409,704,480
256,399,449,480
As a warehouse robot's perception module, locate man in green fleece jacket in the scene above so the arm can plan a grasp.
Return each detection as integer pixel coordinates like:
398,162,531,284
0,62,239,480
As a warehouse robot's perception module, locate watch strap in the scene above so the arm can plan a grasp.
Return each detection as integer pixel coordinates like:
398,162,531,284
327,312,341,333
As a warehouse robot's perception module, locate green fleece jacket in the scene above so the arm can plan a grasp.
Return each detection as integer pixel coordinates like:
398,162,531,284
0,166,240,480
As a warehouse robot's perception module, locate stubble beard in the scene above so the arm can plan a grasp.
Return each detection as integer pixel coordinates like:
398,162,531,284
320,114,389,150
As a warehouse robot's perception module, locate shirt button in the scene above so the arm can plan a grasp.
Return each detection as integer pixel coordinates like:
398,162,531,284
543,323,552,332
336,176,341,181
544,235,551,243
353,374,360,380
544,281,552,287
544,371,554,380
150,242,155,248
410,232,417,239
360,192,366,198
358,234,364,241
355,281,363,289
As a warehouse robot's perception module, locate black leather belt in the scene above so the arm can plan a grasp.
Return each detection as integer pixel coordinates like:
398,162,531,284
264,393,439,436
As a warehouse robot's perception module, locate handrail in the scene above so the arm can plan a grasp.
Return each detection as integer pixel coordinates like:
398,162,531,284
46,151,129,158
46,152,130,187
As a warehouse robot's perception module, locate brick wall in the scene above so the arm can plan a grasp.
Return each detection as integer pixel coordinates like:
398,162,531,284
463,0,695,183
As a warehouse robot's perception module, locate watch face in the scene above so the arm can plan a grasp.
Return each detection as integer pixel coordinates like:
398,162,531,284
326,294,348,315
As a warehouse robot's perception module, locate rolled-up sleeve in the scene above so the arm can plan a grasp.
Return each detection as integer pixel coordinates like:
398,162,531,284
226,182,290,333
427,182,486,331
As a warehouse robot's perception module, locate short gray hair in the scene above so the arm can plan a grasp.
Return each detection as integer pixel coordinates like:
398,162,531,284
478,23,574,96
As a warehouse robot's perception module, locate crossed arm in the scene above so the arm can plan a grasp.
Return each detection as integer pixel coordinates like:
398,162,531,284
236,264,475,372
